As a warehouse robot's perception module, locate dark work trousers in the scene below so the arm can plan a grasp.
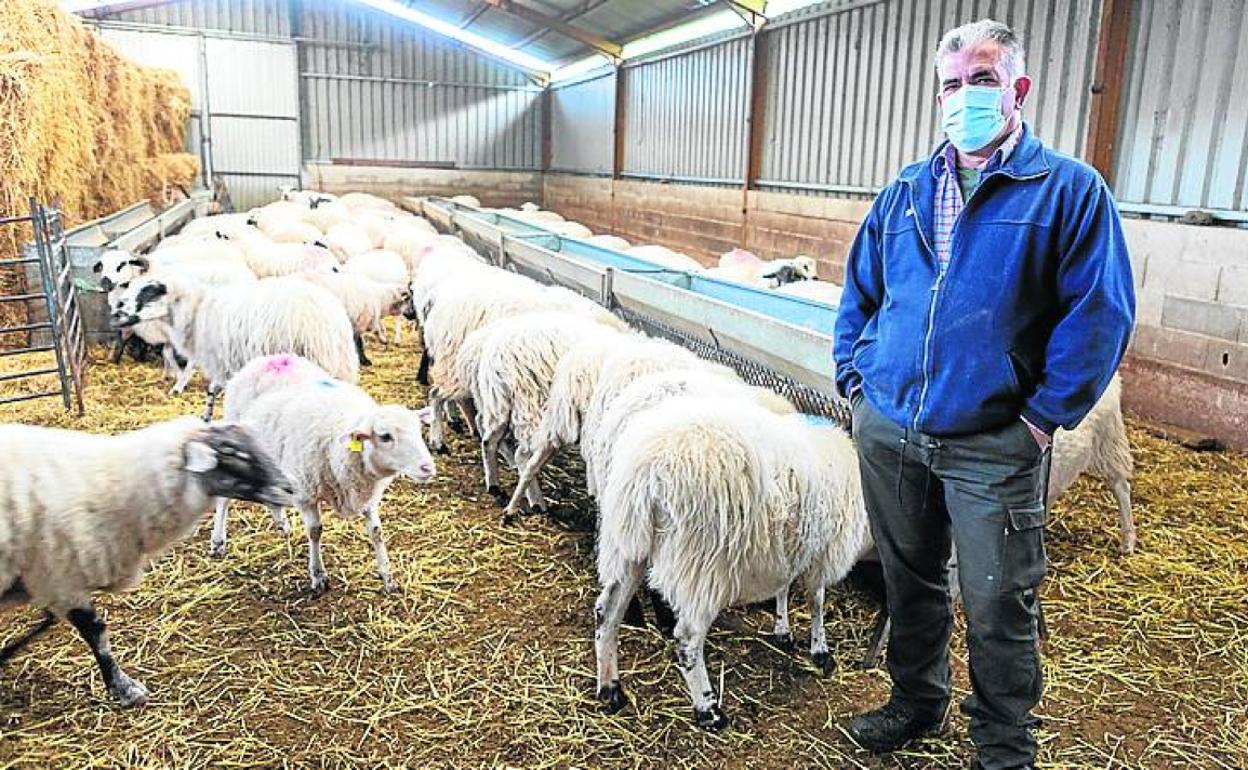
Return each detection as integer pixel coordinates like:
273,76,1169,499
852,393,1050,769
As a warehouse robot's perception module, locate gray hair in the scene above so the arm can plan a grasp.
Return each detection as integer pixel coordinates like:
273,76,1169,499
935,19,1026,79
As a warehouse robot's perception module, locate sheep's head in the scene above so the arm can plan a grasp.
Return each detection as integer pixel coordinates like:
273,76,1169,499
185,423,295,507
92,250,149,293
342,404,436,482
111,276,171,328
791,255,818,280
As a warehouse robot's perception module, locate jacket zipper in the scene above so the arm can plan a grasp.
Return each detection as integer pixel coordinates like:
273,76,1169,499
907,181,939,433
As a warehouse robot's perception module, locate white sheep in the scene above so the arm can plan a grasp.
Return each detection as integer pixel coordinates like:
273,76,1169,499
111,274,359,400
295,270,409,365
456,312,621,512
211,354,436,593
324,222,375,263
774,279,843,305
342,249,408,286
449,194,481,208
300,200,354,234
264,218,324,245
625,245,705,273
339,192,396,211
181,213,254,239
251,201,309,235
594,396,869,729
0,418,292,706
384,226,440,272
232,235,339,278
1049,375,1135,553
542,221,593,239
279,185,337,207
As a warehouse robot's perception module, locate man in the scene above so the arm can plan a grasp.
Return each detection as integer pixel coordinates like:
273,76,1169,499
833,19,1136,770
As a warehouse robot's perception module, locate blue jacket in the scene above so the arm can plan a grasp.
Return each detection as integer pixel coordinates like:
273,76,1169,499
832,124,1136,436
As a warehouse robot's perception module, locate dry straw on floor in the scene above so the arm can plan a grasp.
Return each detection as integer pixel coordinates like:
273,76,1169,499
0,0,198,334
0,339,1246,768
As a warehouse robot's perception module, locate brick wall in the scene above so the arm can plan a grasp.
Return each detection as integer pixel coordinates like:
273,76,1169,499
306,165,543,209
542,173,1248,448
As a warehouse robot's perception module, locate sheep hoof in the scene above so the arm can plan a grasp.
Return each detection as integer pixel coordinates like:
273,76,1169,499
433,444,450,456
207,540,227,559
487,485,507,504
499,510,519,527
596,682,629,714
309,574,330,597
109,675,148,708
771,632,795,651
448,417,467,435
694,704,730,731
380,577,401,594
1118,536,1137,555
811,650,835,675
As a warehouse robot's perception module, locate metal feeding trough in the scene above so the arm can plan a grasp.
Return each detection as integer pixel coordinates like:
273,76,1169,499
43,193,212,343
417,196,847,425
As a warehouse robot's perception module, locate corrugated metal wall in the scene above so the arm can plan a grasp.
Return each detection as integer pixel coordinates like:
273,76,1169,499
621,37,751,185
758,0,1103,196
549,72,616,174
1114,0,1248,216
104,0,290,37
299,0,542,168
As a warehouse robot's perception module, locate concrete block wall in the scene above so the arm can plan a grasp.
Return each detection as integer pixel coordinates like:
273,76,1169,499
544,173,1248,448
305,165,543,209
542,174,867,279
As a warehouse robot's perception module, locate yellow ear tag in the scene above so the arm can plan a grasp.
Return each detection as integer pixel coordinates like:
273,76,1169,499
348,438,364,453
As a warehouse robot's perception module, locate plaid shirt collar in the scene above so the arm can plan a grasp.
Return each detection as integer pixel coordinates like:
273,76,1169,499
930,122,1024,179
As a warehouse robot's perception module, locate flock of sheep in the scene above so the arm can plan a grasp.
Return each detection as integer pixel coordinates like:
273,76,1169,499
0,189,1137,732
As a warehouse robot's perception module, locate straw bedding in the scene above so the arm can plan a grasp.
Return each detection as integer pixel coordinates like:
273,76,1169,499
0,0,198,335
0,339,1245,768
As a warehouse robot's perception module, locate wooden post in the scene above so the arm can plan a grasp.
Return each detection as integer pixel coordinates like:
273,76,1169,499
611,64,626,235
742,27,769,246
540,87,552,173
1084,0,1133,183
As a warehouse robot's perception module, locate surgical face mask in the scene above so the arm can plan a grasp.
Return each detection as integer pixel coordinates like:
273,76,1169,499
941,84,1010,153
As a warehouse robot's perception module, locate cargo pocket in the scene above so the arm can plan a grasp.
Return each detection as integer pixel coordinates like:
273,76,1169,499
1001,503,1048,593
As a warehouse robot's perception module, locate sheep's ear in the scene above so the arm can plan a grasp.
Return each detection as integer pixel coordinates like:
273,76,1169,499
92,261,103,273
128,256,150,271
184,440,218,473
415,406,434,426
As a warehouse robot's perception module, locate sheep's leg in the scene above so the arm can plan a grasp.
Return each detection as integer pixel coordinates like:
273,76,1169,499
808,581,832,674
66,603,147,707
513,447,547,514
375,313,389,344
160,344,178,379
0,611,55,666
268,504,290,536
647,588,677,638
354,332,373,367
594,559,645,713
363,505,400,593
674,609,728,730
392,316,403,344
209,497,230,558
451,400,474,437
772,583,794,650
201,382,222,421
1111,478,1136,554
427,391,448,453
171,358,195,395
502,440,558,524
301,505,329,596
110,332,126,365
416,350,431,386
481,425,507,500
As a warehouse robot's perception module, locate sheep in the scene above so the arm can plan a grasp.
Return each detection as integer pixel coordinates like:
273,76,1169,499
625,245,705,273
450,194,481,208
251,201,309,235
300,200,354,234
234,236,339,278
356,211,401,249
181,213,253,239
455,312,622,512
94,249,257,388
520,202,540,212
582,234,632,251
384,226,440,272
111,274,358,405
587,369,796,508
279,185,337,207
296,270,410,365
263,218,324,245
0,418,292,706
542,220,593,239
705,250,817,288
593,396,870,729
774,278,843,306
342,249,408,286
324,222,375,263
210,354,437,593
512,209,563,223
760,255,818,287
1049,375,1136,553
499,328,634,522
339,192,396,211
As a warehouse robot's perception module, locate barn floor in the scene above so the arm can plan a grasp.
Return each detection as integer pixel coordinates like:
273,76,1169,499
1,338,1246,768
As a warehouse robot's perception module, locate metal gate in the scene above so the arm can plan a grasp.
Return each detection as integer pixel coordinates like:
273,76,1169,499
0,200,87,413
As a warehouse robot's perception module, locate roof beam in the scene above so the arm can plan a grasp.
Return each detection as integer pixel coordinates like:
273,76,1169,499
482,0,622,59
458,3,490,28
509,0,611,50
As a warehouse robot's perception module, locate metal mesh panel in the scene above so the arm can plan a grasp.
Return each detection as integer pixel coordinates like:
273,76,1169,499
611,304,851,431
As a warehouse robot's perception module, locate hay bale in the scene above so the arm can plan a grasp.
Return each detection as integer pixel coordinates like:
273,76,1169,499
0,0,198,340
